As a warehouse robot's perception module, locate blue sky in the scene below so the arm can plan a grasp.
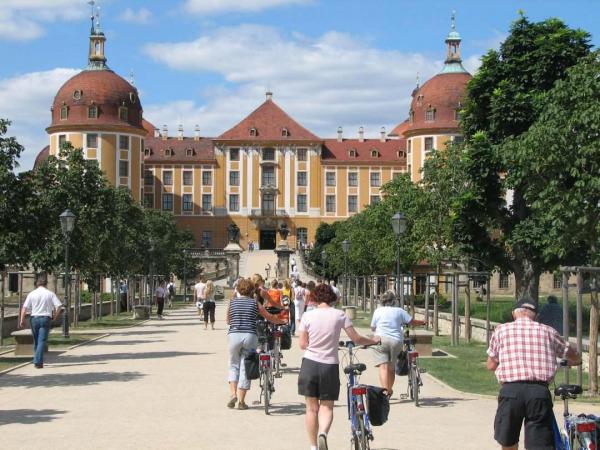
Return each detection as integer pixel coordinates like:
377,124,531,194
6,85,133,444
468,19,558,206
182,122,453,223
1,0,598,171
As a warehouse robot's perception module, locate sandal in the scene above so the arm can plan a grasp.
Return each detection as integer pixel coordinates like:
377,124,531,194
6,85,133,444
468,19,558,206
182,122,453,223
227,396,237,408
237,402,249,410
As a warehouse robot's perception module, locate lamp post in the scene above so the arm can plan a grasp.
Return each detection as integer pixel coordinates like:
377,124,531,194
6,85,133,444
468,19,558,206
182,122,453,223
391,212,407,307
183,248,188,303
59,209,76,338
321,250,327,280
342,240,350,306
148,238,155,313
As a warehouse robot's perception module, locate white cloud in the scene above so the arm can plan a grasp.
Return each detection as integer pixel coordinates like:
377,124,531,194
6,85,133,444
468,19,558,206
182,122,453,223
0,68,80,171
143,25,444,139
119,7,152,25
183,0,313,15
0,0,85,41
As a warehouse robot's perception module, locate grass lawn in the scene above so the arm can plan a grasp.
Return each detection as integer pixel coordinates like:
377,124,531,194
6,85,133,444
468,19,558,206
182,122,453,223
0,356,31,372
47,333,102,347
420,336,600,403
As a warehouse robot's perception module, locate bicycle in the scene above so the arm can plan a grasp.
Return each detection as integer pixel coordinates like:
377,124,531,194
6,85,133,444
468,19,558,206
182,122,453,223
256,319,276,415
403,329,424,407
553,362,598,449
339,340,374,450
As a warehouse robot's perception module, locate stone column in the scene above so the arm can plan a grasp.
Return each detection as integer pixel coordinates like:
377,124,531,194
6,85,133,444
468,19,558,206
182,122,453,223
224,242,243,287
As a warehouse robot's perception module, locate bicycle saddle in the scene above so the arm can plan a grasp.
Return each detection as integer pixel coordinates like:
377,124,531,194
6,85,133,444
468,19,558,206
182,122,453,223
554,384,582,397
344,363,367,374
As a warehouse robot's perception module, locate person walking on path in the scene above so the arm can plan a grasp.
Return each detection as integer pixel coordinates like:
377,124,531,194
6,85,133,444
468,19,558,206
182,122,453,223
155,280,167,319
167,279,176,308
202,280,216,330
18,272,63,368
119,280,128,312
304,281,317,312
537,295,563,334
225,278,285,410
486,298,581,450
298,283,380,450
370,291,425,397
194,277,207,316
294,281,307,332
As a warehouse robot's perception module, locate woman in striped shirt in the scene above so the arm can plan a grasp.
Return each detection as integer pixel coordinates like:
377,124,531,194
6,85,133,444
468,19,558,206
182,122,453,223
226,278,284,410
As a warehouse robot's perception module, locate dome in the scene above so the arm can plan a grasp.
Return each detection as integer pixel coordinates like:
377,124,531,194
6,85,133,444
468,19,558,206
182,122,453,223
47,69,144,133
405,71,471,135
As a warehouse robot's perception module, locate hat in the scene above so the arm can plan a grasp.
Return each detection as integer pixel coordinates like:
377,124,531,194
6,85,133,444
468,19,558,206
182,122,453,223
514,298,537,313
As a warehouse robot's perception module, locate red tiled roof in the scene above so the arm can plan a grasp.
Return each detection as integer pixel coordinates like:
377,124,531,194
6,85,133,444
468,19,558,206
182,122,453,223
48,69,144,132
33,145,50,170
389,120,410,137
216,98,321,142
322,138,407,164
143,137,215,164
142,119,156,136
405,72,471,135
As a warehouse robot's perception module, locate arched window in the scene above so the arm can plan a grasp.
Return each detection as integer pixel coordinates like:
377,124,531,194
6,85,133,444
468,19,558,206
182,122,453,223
186,148,194,157
297,228,308,246
371,149,380,158
60,105,68,120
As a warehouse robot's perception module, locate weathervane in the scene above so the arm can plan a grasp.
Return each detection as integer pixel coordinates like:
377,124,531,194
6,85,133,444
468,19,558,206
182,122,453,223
451,10,456,30
129,69,135,85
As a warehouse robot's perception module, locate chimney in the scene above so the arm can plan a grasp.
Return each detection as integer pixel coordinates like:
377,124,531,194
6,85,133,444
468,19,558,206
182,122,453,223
194,124,200,141
337,126,343,142
358,126,364,143
162,124,168,140
178,124,184,140
266,91,273,101
154,128,160,138
380,126,386,142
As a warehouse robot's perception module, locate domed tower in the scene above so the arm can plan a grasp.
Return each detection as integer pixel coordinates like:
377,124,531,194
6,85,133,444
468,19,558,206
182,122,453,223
402,12,471,183
45,7,145,201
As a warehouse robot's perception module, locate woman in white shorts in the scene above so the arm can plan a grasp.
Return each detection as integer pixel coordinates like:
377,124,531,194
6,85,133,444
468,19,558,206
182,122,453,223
294,281,306,328
371,291,425,397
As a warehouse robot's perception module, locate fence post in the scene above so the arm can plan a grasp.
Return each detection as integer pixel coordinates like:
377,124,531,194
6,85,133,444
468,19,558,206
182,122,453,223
465,277,471,343
562,271,569,384
370,276,375,312
576,272,583,386
451,272,457,345
424,275,430,330
362,276,367,312
354,277,358,307
485,277,491,346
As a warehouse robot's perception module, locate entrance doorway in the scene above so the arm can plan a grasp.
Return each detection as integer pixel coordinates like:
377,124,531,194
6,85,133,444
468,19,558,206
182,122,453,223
259,230,276,250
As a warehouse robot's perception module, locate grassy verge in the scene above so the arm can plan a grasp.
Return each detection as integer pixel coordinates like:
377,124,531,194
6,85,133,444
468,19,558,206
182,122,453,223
74,311,140,329
420,336,600,403
47,334,103,347
0,357,31,372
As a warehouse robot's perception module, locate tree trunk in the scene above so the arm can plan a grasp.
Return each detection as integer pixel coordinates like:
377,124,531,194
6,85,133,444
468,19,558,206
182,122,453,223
589,286,598,394
512,259,540,303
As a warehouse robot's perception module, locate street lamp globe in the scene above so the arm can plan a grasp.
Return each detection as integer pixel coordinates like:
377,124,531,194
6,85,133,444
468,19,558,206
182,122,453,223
391,212,407,237
341,239,350,254
59,209,76,237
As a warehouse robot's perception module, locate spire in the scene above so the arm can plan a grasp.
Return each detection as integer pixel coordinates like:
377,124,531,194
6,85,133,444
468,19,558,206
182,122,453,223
86,0,108,70
440,11,468,74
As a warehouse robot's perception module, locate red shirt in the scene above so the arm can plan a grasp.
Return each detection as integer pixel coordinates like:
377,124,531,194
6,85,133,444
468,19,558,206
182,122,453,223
487,317,569,383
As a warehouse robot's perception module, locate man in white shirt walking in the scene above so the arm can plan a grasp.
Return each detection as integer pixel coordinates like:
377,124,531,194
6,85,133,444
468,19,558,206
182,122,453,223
194,277,207,315
19,272,63,368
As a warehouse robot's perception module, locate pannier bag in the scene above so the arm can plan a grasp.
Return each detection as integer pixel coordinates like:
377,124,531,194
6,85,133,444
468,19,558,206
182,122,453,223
395,350,409,376
280,326,292,350
366,385,390,426
244,351,260,380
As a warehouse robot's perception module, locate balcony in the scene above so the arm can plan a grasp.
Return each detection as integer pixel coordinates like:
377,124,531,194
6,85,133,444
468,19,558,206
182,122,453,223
259,183,278,195
249,208,288,218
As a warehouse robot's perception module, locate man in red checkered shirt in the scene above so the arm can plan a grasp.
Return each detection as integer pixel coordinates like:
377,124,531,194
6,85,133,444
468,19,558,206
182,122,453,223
486,298,581,450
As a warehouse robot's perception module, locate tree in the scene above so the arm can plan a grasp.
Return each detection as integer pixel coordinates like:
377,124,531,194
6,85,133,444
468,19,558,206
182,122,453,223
455,15,592,300
506,52,600,391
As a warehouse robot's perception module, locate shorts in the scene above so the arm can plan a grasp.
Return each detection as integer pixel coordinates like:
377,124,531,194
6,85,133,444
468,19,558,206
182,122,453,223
298,358,340,401
371,336,403,367
494,382,554,449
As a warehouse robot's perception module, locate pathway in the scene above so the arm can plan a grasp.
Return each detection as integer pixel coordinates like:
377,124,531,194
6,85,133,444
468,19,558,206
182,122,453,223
0,306,581,449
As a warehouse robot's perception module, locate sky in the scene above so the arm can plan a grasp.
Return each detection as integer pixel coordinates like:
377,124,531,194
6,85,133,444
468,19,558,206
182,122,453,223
0,0,598,172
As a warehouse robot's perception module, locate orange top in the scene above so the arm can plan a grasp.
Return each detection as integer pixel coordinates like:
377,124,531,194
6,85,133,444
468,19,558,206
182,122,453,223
268,288,289,323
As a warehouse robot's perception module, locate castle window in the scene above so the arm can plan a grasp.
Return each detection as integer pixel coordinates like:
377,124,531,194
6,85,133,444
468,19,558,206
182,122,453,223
407,139,412,154
230,148,240,160
297,194,307,213
297,148,307,161
263,148,275,161
58,135,67,148
162,193,173,211
144,170,154,185
326,172,336,186
186,148,194,157
165,148,173,157
297,171,307,186
88,105,98,119
118,106,128,121
183,170,193,186
86,134,98,148
416,94,424,107
424,137,434,151
371,149,379,158
370,172,381,187
60,105,68,120
229,171,239,186
348,195,357,213
326,195,336,213
348,172,358,187
454,108,462,121
183,194,193,212
250,127,258,137
202,171,212,186
425,107,436,122
281,128,290,137
163,170,173,186
348,149,357,158
119,160,129,177
119,135,129,150
397,150,406,158
229,194,239,212
144,148,152,156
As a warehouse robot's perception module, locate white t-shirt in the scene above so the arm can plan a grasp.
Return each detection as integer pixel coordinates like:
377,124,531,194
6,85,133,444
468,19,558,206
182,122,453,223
331,285,341,300
370,306,412,342
293,286,305,303
23,286,62,317
299,306,352,364
155,286,167,299
194,282,207,299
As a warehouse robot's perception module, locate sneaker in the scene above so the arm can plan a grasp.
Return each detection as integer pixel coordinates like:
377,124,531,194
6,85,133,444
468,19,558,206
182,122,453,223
237,402,249,410
317,433,328,450
34,363,43,369
227,397,237,408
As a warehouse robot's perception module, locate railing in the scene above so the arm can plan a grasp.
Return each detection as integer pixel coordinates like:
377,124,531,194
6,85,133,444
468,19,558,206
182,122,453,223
249,209,288,218
188,248,226,257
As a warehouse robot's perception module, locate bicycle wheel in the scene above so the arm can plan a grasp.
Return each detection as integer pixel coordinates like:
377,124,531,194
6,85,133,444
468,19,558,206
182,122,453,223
263,369,271,415
412,365,419,406
356,412,371,450
274,338,281,377
408,366,414,400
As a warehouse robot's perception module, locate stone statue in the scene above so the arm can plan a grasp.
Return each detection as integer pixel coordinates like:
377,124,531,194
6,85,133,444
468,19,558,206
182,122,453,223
278,223,290,241
227,223,240,243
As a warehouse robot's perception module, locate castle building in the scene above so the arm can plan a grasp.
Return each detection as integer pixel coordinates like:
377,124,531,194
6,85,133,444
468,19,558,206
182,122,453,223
39,12,469,251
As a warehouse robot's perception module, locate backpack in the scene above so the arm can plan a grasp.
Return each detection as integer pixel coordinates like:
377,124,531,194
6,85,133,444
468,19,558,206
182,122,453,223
366,385,390,426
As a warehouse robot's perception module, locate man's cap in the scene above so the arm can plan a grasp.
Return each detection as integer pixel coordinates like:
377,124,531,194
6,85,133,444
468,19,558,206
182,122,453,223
514,298,538,313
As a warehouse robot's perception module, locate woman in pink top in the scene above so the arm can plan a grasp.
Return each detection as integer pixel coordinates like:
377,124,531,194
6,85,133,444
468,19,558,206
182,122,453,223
298,284,380,450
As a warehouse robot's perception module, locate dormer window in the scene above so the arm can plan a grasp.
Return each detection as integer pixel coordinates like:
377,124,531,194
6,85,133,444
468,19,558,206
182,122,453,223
371,149,380,158
281,128,290,137
60,105,69,120
129,92,136,103
144,148,152,156
165,148,173,157
409,110,415,124
397,150,406,158
348,149,357,158
416,94,424,107
186,148,194,157
425,106,436,122
454,108,462,121
250,127,258,137
118,106,128,121
88,105,98,119
73,90,82,100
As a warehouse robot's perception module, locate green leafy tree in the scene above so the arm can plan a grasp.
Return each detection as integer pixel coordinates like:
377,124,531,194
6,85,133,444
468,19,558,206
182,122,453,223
455,15,592,300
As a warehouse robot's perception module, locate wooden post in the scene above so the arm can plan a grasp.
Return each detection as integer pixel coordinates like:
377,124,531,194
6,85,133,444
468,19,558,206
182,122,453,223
424,275,430,330
451,272,457,346
18,273,24,312
433,289,439,336
362,276,367,312
562,271,569,384
110,278,114,316
465,278,471,343
485,277,491,346
0,272,5,346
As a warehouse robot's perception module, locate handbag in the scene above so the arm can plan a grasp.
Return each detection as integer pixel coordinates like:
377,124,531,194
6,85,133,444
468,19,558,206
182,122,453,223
244,351,260,380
